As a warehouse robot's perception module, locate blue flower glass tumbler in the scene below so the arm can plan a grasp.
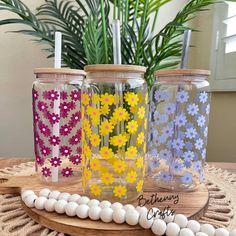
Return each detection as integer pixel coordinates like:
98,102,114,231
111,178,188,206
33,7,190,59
148,69,211,191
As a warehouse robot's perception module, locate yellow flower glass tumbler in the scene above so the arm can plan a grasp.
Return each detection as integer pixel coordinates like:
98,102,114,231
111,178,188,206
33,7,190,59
82,65,148,202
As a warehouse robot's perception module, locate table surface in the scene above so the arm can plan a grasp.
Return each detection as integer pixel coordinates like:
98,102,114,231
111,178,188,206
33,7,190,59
0,157,236,236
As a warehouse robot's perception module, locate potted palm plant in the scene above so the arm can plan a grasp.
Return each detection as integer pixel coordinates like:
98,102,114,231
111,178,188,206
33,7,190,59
0,0,220,87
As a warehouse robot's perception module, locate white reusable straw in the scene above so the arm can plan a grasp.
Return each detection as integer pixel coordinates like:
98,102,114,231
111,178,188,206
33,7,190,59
180,29,192,69
52,31,62,182
112,20,122,65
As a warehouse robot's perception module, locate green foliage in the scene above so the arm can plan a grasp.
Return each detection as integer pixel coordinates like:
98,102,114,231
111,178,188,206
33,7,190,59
0,0,218,87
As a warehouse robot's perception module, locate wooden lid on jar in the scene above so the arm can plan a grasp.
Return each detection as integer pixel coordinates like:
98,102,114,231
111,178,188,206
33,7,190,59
155,69,211,77
85,64,147,73
34,68,86,76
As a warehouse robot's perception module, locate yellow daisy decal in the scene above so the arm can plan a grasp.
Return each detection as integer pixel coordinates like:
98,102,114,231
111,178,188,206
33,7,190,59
90,184,102,196
100,93,115,106
136,157,144,169
144,118,148,130
100,120,114,136
100,147,114,159
83,144,92,158
138,106,145,119
109,134,128,148
84,169,92,181
126,170,137,183
101,105,109,115
114,185,127,198
87,106,100,126
126,120,138,134
125,92,139,107
113,159,126,173
145,93,148,104
101,172,114,185
92,94,100,104
130,106,138,114
136,180,143,192
113,107,129,122
125,146,137,158
90,158,101,171
90,133,101,147
82,93,90,106
137,132,145,145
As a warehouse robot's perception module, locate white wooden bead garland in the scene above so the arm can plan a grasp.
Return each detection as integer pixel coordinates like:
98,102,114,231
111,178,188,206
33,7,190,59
21,189,235,236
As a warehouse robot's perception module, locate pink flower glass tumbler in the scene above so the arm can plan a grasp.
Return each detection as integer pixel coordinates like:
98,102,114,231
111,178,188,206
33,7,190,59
147,69,211,191
32,68,86,183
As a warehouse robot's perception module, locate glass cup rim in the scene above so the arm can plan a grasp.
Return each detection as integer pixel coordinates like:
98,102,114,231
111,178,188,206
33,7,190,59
154,69,211,77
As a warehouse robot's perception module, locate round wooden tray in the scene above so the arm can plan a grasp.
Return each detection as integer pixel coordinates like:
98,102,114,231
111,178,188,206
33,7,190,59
0,175,209,236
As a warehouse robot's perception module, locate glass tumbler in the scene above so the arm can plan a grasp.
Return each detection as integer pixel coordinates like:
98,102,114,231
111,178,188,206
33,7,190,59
32,68,86,183
147,69,211,191
82,65,148,202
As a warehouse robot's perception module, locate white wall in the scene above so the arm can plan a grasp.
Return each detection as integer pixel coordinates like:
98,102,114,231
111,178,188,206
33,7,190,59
0,0,187,157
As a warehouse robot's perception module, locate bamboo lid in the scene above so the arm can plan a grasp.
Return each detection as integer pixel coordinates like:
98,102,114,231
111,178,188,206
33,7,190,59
155,69,211,77
85,64,147,73
34,68,86,76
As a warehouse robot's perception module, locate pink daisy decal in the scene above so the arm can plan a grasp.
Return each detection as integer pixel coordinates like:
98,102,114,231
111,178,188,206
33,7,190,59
37,101,48,112
60,146,72,156
38,121,51,137
60,91,68,100
32,89,38,100
48,112,60,125
69,101,76,110
34,133,44,147
77,146,82,154
70,90,81,101
49,135,60,146
60,125,72,136
50,157,62,167
36,155,44,166
69,112,81,127
60,102,72,118
33,111,39,123
61,167,73,177
42,167,51,177
69,133,81,146
41,146,51,156
69,154,82,165
43,90,59,101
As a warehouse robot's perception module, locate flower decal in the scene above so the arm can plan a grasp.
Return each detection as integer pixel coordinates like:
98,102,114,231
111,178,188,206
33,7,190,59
126,120,138,134
126,170,137,183
69,155,82,165
100,93,115,106
125,92,139,107
62,167,73,177
42,167,51,177
90,184,102,196
101,172,114,185
113,185,127,198
50,157,62,167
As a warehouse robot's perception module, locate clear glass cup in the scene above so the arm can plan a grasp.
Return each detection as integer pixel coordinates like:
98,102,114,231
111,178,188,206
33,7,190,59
32,68,86,183
147,69,211,191
82,64,148,202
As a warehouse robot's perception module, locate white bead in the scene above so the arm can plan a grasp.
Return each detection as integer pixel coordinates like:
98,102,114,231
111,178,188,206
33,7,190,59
78,196,90,205
200,224,215,236
24,194,37,208
89,206,101,221
164,212,175,223
174,214,188,228
125,209,139,226
100,208,113,223
187,220,201,233
151,219,167,236
88,199,100,208
166,222,180,236
76,204,89,219
58,192,71,201
34,196,47,210
139,213,154,229
136,206,148,216
230,229,236,236
45,199,57,212
55,200,67,214
65,202,78,217
111,202,123,211
215,228,229,236
196,233,208,236
68,194,81,202
179,228,194,236
113,208,126,224
39,188,51,198
49,190,61,200
148,208,161,220
123,204,135,212
21,190,35,200
99,200,111,209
